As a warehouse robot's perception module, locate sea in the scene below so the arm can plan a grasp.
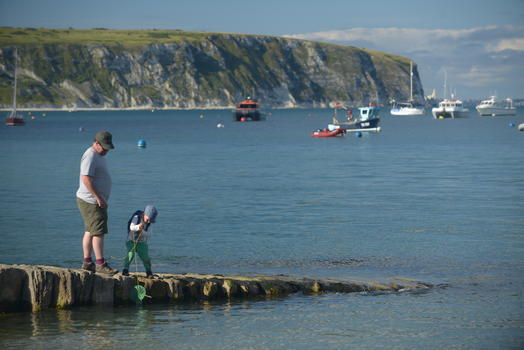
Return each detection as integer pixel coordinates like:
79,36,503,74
1,107,523,349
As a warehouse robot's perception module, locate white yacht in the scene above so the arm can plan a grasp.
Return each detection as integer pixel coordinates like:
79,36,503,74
390,61,425,116
476,96,516,116
431,98,469,119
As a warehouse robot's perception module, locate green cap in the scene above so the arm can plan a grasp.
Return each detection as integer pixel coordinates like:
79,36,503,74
95,130,114,150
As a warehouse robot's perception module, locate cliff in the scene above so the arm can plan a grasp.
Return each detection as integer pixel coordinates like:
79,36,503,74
0,28,424,109
0,264,433,313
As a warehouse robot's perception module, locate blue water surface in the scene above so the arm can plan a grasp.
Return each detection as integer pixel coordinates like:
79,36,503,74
1,108,523,349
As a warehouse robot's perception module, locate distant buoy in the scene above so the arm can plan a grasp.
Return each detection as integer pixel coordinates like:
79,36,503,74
518,123,524,132
199,114,205,119
137,139,147,148
217,123,224,128
355,131,362,138
240,116,247,122
509,122,515,127
31,116,36,120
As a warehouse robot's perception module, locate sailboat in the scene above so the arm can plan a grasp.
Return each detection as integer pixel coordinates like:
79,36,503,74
5,48,25,126
390,61,425,116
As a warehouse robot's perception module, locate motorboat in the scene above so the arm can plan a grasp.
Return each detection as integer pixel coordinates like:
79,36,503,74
431,99,469,119
390,102,425,116
476,96,516,116
311,127,345,138
5,48,25,126
390,61,425,116
233,97,265,121
328,103,381,132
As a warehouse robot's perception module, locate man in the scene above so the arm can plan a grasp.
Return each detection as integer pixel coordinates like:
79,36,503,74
76,130,117,275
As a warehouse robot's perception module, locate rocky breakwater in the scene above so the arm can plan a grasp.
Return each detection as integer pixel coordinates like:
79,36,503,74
0,264,432,313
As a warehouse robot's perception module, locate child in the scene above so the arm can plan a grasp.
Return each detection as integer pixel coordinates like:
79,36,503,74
122,205,158,278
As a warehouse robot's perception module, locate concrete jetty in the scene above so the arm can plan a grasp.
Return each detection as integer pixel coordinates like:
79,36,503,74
0,264,433,313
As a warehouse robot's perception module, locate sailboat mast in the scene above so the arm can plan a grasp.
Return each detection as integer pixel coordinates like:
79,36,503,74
12,48,18,114
409,61,413,102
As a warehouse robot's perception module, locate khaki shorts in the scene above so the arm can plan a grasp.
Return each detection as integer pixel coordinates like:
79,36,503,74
77,198,108,236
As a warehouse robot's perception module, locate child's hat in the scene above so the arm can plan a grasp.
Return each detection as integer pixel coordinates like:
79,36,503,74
145,205,158,223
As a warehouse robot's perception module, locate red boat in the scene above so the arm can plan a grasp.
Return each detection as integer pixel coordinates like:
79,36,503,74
310,128,346,138
5,115,25,126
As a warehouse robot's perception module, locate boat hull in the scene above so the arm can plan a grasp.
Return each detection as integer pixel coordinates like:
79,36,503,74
234,110,264,121
476,107,516,116
311,128,345,138
431,108,469,119
5,117,25,126
390,107,425,116
329,117,380,130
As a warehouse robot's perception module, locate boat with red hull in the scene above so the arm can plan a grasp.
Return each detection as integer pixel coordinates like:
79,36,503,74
311,128,345,138
5,48,25,126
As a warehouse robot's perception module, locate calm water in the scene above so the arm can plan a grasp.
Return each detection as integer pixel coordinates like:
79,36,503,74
1,108,523,349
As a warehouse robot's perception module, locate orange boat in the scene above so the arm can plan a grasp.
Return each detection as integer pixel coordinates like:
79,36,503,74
233,97,264,121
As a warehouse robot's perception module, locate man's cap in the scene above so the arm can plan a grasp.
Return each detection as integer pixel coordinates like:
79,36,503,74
144,205,158,223
95,130,114,150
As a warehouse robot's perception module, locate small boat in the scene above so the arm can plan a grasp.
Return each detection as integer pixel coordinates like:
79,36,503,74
233,97,264,121
311,127,345,138
431,98,469,119
5,48,25,126
476,96,516,116
390,102,425,116
390,61,425,116
328,103,381,132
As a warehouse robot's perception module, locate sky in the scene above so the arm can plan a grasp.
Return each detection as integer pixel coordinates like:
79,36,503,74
1,0,523,99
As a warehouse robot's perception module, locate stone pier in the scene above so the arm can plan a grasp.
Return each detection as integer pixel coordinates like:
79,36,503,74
0,264,433,313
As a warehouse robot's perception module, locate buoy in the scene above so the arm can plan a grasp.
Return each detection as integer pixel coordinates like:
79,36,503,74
518,123,524,132
355,131,362,138
217,123,224,128
199,114,205,119
137,139,147,148
509,122,515,127
31,116,36,120
240,116,247,122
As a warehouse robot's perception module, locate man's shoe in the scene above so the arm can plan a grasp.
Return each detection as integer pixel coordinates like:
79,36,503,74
122,269,129,276
82,262,96,273
146,270,153,279
95,262,118,275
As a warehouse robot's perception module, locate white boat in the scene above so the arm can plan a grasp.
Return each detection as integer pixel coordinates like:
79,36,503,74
476,96,516,116
431,99,469,119
431,70,469,119
390,61,424,116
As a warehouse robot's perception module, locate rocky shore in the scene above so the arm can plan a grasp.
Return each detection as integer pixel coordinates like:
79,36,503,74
0,264,433,313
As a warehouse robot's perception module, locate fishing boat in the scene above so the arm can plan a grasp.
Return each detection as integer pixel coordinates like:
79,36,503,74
476,96,516,116
233,97,264,121
328,103,381,132
390,61,425,116
431,98,469,119
311,128,345,138
5,48,25,126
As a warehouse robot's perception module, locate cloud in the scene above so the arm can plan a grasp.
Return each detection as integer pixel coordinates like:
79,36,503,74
285,26,524,98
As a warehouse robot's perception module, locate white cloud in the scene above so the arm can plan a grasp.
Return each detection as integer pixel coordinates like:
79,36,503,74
285,26,524,98
490,38,524,52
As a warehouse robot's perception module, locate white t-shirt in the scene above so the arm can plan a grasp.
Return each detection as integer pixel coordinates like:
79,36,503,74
76,147,112,204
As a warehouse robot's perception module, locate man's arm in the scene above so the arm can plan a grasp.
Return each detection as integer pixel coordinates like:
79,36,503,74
81,175,107,208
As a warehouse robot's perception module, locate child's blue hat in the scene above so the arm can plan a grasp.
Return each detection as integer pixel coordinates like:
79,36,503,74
144,205,158,223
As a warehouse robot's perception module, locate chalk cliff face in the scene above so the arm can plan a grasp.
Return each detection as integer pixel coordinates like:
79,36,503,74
0,34,424,108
